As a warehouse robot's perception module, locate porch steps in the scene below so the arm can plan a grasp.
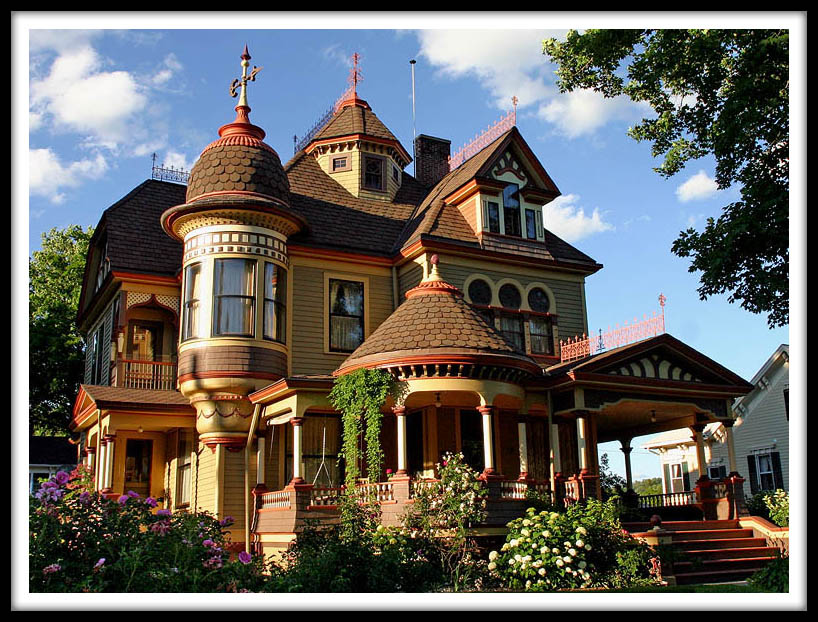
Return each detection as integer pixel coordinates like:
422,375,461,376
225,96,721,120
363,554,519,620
623,520,779,585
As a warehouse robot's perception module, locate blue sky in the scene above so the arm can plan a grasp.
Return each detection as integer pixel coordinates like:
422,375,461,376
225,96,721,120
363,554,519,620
17,14,801,483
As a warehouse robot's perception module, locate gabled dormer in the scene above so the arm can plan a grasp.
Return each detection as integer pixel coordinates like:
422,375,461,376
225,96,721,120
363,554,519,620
441,126,560,245
303,95,412,203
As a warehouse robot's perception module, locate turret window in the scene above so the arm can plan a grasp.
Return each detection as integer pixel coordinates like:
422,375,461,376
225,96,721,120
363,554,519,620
182,263,202,341
213,258,256,337
363,156,384,191
263,262,287,344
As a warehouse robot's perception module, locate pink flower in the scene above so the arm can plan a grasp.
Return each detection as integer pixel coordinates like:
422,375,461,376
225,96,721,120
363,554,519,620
238,551,252,564
202,539,214,548
156,509,171,517
94,558,106,570
42,564,61,575
117,495,129,505
127,490,140,498
145,497,158,508
151,521,171,536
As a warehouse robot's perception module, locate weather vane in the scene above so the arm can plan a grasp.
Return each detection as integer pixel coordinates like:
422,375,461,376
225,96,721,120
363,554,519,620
229,45,262,108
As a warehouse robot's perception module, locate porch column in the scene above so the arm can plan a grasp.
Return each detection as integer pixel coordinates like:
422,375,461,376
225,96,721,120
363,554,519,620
477,405,498,477
102,434,116,492
620,438,634,491
517,415,529,481
394,405,408,476
290,417,305,485
724,421,739,476
86,446,96,474
576,414,588,472
256,433,266,487
690,424,709,482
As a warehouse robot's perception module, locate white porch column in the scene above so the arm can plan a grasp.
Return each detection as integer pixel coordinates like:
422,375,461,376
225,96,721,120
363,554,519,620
478,405,496,476
576,415,588,472
103,434,116,491
620,438,634,491
550,423,562,476
256,433,266,486
86,446,96,475
724,421,738,475
394,406,408,476
96,441,106,492
517,416,529,480
290,417,305,484
691,424,708,482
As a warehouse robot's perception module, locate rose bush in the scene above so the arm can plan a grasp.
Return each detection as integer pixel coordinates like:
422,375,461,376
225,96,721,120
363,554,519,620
488,499,658,591
29,467,269,592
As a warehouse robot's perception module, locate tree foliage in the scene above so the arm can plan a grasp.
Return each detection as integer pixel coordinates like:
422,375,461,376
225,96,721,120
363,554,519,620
29,225,94,435
543,30,789,327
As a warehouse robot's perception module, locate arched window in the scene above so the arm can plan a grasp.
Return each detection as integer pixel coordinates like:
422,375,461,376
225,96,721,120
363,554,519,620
498,283,523,350
527,286,554,355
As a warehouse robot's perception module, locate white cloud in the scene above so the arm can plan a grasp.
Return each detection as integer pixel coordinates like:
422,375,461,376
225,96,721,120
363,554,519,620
152,53,184,86
417,30,563,111
676,170,719,203
29,148,108,204
30,44,148,146
543,193,614,242
162,150,193,172
538,89,650,139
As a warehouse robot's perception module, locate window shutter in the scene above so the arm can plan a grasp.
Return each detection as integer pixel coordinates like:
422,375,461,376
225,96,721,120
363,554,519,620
746,455,759,495
681,461,691,491
535,208,543,239
482,200,489,232
771,452,784,490
662,463,671,494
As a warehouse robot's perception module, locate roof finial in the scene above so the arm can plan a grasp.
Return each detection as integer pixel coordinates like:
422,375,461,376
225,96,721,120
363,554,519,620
349,52,363,98
511,95,518,125
229,44,263,110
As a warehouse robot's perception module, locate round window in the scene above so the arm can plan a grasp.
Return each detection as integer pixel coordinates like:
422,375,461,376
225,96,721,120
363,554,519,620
498,283,522,309
467,279,492,305
527,287,550,313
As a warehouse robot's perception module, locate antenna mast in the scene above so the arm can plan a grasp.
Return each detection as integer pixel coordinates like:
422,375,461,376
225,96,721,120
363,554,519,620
410,59,417,175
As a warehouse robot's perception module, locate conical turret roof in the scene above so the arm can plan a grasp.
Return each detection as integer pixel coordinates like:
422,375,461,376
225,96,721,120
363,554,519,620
336,256,540,376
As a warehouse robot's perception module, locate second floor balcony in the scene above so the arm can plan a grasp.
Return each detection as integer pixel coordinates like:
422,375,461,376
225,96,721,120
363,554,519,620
112,357,177,391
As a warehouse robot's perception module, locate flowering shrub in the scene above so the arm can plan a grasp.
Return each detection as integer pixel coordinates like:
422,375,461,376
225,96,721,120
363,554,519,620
401,452,489,591
488,499,657,591
29,468,269,592
764,489,789,527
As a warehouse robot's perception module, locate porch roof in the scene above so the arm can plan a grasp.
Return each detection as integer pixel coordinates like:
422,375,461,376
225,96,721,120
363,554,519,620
71,384,194,431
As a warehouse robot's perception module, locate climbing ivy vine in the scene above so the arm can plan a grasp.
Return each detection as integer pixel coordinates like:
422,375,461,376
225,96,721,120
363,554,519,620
329,368,397,489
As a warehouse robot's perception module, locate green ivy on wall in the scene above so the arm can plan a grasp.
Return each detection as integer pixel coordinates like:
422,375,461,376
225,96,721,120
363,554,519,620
329,368,397,490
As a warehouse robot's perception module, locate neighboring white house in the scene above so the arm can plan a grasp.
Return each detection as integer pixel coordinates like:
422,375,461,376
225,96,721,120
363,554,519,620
643,344,789,499
29,436,78,494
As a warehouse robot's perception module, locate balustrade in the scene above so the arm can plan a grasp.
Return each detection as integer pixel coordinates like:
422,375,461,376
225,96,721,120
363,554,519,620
118,359,177,391
637,490,698,509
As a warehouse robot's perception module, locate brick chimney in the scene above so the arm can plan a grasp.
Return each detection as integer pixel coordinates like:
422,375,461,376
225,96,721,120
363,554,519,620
414,134,451,188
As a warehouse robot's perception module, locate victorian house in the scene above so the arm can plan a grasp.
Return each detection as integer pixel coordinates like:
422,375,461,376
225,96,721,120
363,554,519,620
70,48,760,558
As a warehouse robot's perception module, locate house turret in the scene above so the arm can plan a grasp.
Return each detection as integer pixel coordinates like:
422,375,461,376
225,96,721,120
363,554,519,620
161,47,306,451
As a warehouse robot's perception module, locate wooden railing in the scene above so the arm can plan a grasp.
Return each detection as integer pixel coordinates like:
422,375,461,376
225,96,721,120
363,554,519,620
498,480,528,500
259,490,292,509
309,487,343,507
354,482,395,504
119,360,177,391
637,490,698,509
563,478,581,506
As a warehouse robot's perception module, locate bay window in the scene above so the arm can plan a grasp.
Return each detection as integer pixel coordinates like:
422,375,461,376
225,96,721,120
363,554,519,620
182,263,202,341
263,262,287,343
213,258,256,337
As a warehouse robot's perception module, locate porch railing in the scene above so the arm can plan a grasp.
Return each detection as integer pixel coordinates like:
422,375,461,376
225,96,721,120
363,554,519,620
259,490,292,510
354,482,395,504
119,360,177,391
309,486,344,507
637,490,698,509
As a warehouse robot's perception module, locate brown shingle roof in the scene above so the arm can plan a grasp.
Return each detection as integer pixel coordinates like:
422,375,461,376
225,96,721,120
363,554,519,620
314,104,403,146
80,385,193,409
337,272,539,374
284,151,426,255
100,179,187,277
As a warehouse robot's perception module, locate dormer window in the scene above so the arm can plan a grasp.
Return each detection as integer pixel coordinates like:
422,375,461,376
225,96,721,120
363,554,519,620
363,155,384,191
485,201,501,233
503,184,521,237
392,165,400,184
95,238,109,292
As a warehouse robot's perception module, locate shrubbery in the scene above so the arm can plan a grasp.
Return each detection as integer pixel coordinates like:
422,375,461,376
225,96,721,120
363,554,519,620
487,499,659,591
746,489,789,527
30,466,268,593
748,555,789,592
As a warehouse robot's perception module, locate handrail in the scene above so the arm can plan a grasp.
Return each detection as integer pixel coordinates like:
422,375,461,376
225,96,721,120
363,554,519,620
119,359,177,391
637,490,698,509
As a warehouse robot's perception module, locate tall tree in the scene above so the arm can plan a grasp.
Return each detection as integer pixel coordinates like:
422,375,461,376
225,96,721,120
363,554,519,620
29,225,94,436
543,30,789,328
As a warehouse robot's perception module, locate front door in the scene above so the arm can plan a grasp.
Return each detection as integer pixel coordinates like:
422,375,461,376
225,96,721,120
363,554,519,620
124,439,153,497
